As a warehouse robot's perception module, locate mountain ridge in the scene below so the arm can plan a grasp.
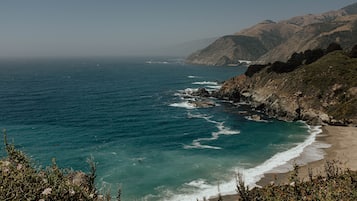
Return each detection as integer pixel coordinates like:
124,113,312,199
186,3,357,66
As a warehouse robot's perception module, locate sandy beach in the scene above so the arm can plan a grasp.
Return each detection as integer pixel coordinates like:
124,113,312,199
258,125,357,186
210,125,357,201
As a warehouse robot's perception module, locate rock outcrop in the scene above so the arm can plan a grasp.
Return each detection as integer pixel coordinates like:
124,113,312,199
215,47,357,126
186,3,357,66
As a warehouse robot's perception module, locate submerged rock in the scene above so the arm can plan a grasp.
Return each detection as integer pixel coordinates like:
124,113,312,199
189,100,216,108
192,88,210,97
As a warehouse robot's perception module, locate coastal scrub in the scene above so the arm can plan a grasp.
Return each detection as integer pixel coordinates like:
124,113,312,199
235,161,357,201
0,131,113,201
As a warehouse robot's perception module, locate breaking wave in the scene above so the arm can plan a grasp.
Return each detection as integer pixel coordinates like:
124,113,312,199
165,124,323,201
192,81,218,85
169,102,197,110
184,112,240,150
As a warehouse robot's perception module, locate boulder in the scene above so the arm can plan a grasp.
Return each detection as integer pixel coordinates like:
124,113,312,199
190,100,216,108
251,114,261,121
192,88,210,97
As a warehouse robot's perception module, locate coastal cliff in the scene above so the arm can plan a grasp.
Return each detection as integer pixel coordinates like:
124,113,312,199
186,3,357,66
214,46,357,126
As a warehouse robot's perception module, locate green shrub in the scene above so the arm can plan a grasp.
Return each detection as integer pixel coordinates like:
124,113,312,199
235,161,357,201
0,131,120,201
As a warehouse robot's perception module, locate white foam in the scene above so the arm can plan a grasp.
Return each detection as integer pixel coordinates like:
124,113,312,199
146,60,169,64
166,124,324,201
186,179,210,189
206,85,222,90
184,113,240,150
192,81,218,85
240,125,322,186
184,88,199,92
184,141,222,150
166,178,236,201
188,75,199,79
175,88,199,98
170,102,197,110
215,123,240,135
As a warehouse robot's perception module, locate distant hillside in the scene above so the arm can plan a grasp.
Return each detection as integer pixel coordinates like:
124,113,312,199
154,37,218,57
185,35,267,65
186,3,357,66
214,46,357,126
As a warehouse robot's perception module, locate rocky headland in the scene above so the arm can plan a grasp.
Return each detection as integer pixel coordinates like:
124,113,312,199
213,45,357,126
186,3,357,66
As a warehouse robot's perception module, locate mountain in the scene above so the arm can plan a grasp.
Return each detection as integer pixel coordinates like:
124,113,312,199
214,46,357,126
186,3,357,66
152,37,218,57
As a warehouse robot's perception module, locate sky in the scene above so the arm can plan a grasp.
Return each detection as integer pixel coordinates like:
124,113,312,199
0,0,356,58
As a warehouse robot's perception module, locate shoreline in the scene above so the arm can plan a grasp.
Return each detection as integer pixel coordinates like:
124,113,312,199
257,125,357,186
210,125,357,201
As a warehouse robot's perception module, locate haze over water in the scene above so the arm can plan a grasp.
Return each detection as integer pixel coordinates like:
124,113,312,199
0,1,355,58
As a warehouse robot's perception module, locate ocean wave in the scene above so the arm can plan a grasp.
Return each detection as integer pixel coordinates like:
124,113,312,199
169,102,197,110
174,88,199,98
145,60,169,64
182,88,199,93
188,75,199,79
166,124,323,201
239,125,322,186
184,112,240,150
192,81,218,85
184,142,222,150
206,85,221,90
185,179,210,189
192,81,221,90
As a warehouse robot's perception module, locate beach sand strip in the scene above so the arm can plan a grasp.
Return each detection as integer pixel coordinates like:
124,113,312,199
210,126,357,201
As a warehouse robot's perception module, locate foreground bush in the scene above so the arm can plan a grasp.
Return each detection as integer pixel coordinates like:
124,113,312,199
236,163,357,201
0,132,116,201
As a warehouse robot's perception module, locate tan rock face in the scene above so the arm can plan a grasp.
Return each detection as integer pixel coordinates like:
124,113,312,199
215,51,357,126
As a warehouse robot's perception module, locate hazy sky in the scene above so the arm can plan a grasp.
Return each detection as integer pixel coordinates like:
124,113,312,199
0,0,356,58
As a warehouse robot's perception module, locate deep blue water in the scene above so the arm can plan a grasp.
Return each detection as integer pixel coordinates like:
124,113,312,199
0,58,311,200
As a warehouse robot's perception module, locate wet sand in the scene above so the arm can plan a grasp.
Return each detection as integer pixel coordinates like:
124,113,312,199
258,126,357,185
209,126,357,201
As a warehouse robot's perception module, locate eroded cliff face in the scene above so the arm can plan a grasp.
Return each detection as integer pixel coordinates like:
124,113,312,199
215,50,357,126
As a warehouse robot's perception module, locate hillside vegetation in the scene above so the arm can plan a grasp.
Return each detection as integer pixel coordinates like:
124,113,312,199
215,45,357,125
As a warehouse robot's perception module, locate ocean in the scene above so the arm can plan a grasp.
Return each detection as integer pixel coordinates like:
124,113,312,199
0,58,322,200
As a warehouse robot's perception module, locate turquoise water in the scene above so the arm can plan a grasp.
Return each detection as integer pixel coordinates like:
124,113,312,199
0,58,312,200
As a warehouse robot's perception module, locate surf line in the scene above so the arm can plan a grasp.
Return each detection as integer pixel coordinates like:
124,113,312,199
168,124,323,201
184,112,240,150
